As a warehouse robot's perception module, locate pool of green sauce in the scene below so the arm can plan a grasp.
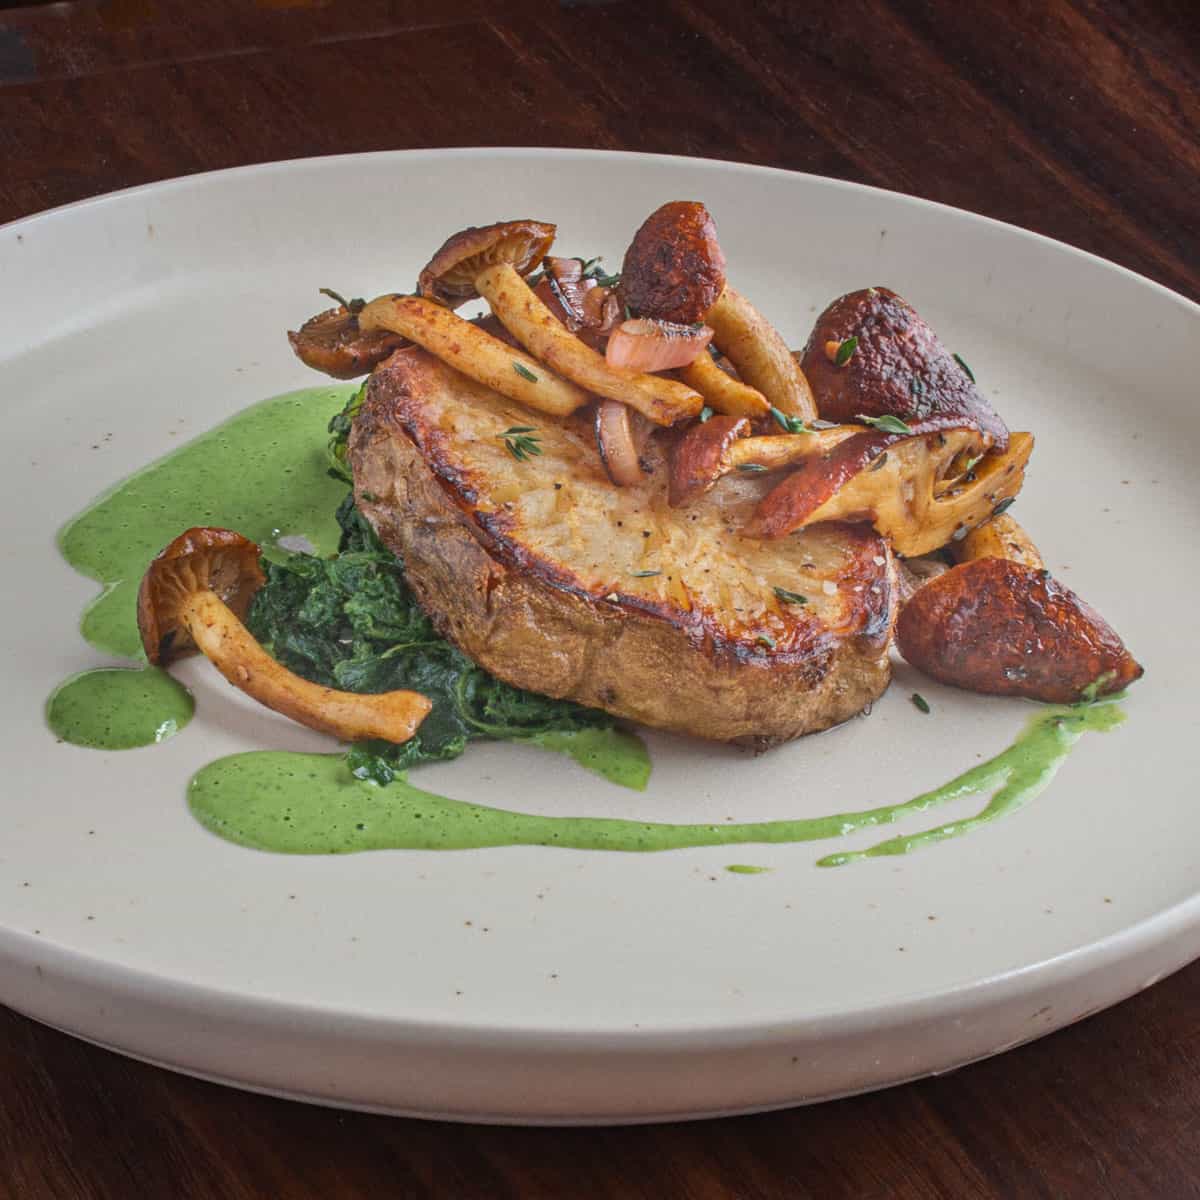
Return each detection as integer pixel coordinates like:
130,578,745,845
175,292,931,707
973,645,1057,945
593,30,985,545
188,702,1122,863
47,667,194,749
54,384,1130,866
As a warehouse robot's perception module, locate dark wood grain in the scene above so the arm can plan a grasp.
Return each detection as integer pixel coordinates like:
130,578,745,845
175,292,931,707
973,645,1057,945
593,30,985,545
2,0,1198,1196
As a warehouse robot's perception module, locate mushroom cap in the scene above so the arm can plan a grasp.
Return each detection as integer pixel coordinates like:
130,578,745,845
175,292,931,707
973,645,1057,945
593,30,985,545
417,220,556,308
619,201,727,324
801,288,1009,450
287,305,409,380
896,556,1143,703
137,527,266,665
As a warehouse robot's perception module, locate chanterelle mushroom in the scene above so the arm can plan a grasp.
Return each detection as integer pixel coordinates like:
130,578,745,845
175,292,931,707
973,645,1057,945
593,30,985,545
138,527,431,744
365,218,702,426
287,292,408,380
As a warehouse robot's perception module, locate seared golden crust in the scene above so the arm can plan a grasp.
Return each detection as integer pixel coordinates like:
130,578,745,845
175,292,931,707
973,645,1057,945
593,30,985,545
896,557,1142,703
801,288,1009,449
349,349,898,743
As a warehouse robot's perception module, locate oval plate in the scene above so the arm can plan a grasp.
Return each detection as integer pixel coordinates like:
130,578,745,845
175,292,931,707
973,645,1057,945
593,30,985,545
0,149,1196,1123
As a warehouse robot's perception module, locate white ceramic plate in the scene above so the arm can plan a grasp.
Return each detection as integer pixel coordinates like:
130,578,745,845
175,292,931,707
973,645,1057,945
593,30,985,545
1,150,1196,1124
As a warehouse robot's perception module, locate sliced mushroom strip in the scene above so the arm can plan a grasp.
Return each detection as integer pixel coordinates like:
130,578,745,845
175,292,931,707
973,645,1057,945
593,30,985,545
595,399,651,487
678,349,770,418
138,528,431,744
705,286,817,421
952,512,1044,570
359,294,587,418
749,425,1034,557
474,261,703,425
669,422,861,506
896,556,1142,703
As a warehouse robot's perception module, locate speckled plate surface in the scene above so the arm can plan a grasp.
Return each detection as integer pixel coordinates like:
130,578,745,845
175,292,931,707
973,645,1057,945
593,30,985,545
0,150,1196,1123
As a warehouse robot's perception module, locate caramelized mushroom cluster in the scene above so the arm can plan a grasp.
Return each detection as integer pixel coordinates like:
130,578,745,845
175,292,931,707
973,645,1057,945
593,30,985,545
283,200,1142,707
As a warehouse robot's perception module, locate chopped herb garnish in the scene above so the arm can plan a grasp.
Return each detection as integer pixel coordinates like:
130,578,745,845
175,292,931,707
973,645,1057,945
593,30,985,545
773,587,808,605
962,453,984,476
579,256,621,289
835,336,859,366
623,303,633,321
512,361,539,383
756,634,777,650
770,405,812,435
953,352,976,382
630,569,661,578
857,413,913,435
498,427,542,462
992,496,1016,517
698,405,715,423
911,692,931,714
736,463,769,473
319,287,364,313
811,419,840,430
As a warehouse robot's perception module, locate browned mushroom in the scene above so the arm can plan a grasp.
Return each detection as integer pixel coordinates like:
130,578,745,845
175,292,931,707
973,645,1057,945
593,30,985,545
704,286,817,421
619,201,727,323
418,220,557,308
359,294,587,418
138,528,431,744
895,556,1143,703
367,220,703,426
668,420,860,506
287,292,409,380
749,424,1034,556
800,288,1009,449
617,201,814,420
677,350,770,419
951,512,1044,570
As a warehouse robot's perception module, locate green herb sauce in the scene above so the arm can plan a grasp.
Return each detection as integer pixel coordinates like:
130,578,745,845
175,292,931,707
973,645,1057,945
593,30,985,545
54,385,1128,865
189,701,1122,862
47,667,193,749
58,387,352,659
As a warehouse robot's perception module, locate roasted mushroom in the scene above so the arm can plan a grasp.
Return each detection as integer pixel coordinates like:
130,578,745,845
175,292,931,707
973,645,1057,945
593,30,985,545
749,424,1034,556
287,292,409,380
399,219,703,426
138,528,431,743
951,511,1044,571
619,200,727,323
417,220,557,308
800,288,1009,449
359,295,587,417
619,201,815,421
896,556,1143,703
678,349,770,419
668,420,860,506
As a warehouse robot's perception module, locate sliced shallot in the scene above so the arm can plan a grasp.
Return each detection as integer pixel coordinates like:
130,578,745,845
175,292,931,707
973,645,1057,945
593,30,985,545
595,399,649,486
605,318,713,373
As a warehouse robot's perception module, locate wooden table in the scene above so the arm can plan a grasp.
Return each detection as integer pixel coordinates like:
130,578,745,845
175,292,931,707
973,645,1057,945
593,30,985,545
3,2,1198,1195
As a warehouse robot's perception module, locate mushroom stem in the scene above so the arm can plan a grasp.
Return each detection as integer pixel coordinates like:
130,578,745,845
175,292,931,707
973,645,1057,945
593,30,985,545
727,428,861,471
677,350,770,418
360,294,586,418
705,287,817,421
181,590,432,744
474,262,703,426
